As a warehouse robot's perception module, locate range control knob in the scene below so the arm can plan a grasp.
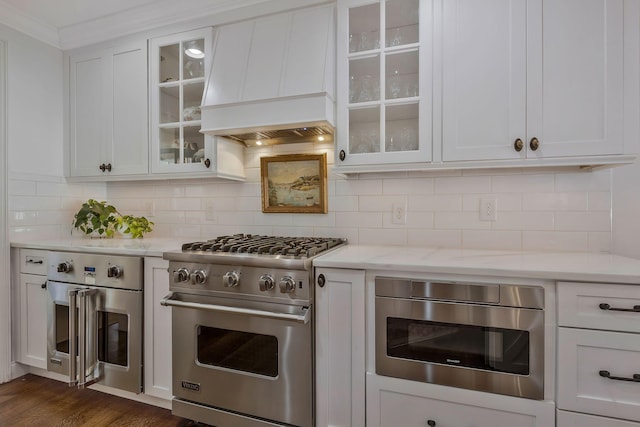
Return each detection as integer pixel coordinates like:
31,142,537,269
190,270,207,285
57,261,72,273
259,274,275,291
173,268,190,283
223,271,240,288
107,265,123,278
279,276,296,294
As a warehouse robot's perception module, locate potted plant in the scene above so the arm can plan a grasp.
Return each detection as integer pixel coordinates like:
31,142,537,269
73,199,120,238
118,215,154,239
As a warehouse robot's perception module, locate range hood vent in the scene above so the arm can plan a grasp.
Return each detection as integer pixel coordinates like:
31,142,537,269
200,4,336,146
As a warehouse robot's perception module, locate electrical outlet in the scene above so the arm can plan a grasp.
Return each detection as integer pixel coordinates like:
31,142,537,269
480,198,498,221
392,203,406,225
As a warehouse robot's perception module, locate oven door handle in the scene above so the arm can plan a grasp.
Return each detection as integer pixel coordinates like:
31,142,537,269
68,289,78,387
160,293,311,324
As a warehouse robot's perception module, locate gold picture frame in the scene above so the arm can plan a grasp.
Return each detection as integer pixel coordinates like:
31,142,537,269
260,153,328,213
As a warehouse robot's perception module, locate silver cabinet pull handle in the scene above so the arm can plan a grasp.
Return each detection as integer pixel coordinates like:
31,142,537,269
160,293,310,324
68,289,78,387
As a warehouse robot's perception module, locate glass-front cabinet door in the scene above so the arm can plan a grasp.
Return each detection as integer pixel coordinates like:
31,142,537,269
150,28,213,173
336,0,432,168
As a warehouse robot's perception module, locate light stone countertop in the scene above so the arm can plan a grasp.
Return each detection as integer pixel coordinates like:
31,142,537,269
11,239,640,284
10,238,183,258
313,245,640,284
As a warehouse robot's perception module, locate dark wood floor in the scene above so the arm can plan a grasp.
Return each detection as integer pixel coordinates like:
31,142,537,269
0,374,201,426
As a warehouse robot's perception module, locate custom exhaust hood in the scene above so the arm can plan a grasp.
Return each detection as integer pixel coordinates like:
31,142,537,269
200,4,336,147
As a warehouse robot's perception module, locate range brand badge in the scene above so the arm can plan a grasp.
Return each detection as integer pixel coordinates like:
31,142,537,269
181,380,200,392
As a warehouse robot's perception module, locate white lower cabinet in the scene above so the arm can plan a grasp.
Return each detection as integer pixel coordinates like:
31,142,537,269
557,410,640,427
15,249,49,369
143,257,172,400
556,281,640,425
19,273,48,369
367,373,555,427
314,267,365,427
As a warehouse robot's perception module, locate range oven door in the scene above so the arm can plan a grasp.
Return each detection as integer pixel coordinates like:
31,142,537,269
163,292,313,427
376,292,544,400
46,280,143,394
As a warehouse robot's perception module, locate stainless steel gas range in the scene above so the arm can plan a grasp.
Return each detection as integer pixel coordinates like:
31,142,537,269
162,234,346,427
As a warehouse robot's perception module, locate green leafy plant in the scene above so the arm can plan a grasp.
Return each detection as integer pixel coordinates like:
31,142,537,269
118,215,154,239
73,199,120,238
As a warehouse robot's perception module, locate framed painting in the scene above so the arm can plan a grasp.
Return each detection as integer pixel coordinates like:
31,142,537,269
260,153,328,213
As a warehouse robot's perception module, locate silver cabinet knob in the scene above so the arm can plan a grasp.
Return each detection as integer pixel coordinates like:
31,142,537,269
223,271,240,287
173,268,190,283
57,261,72,273
259,274,274,291
190,270,207,285
279,276,296,293
107,265,122,278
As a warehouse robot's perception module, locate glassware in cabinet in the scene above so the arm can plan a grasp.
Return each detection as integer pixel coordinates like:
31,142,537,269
150,29,212,172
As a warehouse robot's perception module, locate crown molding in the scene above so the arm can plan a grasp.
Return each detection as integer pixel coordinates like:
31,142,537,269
0,1,60,47
58,0,271,50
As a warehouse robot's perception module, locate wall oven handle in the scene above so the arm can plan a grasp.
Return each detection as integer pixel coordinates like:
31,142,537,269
160,293,311,324
77,288,98,389
68,289,78,387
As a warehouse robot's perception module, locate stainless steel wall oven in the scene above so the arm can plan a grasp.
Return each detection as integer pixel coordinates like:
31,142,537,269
375,277,545,400
46,251,143,394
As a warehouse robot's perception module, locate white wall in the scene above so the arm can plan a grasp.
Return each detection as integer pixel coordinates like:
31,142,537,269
612,160,640,260
105,143,613,253
1,24,107,242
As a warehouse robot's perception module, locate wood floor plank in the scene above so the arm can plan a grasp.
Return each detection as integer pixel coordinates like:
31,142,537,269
0,374,200,427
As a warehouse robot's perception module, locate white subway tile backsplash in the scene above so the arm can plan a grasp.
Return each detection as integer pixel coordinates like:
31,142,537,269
434,212,492,230
523,231,589,252
383,178,434,195
409,195,462,212
407,229,462,248
555,212,611,232
492,212,555,231
435,176,491,194
555,169,611,192
522,192,587,211
336,212,382,228
587,192,612,211
335,178,383,196
8,158,617,254
463,230,522,250
358,228,407,246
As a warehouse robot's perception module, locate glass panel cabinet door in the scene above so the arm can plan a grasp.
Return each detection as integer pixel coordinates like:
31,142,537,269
337,0,431,167
150,28,213,173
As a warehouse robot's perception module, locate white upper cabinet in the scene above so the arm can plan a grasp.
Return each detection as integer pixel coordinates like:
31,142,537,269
336,0,432,168
149,28,245,180
443,0,625,163
441,0,527,162
68,41,148,178
337,0,637,173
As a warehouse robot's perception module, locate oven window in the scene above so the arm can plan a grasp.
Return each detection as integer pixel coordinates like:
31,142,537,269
197,326,278,377
97,311,129,366
55,304,77,355
387,318,529,375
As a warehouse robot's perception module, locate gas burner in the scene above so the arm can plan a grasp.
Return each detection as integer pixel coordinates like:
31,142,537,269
181,234,346,259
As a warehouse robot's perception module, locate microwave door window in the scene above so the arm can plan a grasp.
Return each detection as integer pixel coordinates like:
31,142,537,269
386,318,530,375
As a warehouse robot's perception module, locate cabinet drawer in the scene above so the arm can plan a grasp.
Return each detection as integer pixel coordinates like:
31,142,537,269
557,281,640,333
557,410,640,427
20,250,47,275
557,328,640,422
377,389,537,427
